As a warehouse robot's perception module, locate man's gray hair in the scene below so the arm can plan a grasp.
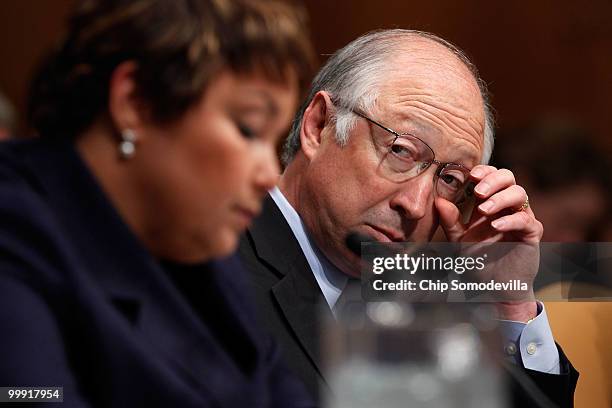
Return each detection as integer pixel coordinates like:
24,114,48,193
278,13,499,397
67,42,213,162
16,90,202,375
281,29,495,166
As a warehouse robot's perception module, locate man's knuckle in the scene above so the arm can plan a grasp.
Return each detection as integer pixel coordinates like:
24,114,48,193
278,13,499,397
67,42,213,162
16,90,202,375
514,211,529,224
499,168,515,183
513,185,526,197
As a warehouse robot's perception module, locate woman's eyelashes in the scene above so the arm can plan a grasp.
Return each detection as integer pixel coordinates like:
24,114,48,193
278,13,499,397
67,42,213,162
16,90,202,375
236,121,265,140
237,122,257,139
236,117,268,140
231,101,272,140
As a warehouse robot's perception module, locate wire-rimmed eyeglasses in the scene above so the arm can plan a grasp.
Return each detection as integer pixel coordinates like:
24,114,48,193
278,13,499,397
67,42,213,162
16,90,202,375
350,108,475,206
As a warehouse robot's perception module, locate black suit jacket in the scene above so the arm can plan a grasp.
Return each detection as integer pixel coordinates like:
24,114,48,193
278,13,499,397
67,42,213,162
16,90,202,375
239,195,579,408
0,139,313,407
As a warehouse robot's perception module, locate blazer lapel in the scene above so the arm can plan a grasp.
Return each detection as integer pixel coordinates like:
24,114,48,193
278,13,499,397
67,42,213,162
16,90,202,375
246,195,333,376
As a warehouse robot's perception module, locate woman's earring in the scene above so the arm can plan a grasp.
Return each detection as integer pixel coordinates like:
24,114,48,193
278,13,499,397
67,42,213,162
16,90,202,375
119,129,137,159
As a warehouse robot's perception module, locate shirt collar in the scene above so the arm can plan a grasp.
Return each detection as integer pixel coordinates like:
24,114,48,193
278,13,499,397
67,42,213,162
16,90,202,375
269,186,348,308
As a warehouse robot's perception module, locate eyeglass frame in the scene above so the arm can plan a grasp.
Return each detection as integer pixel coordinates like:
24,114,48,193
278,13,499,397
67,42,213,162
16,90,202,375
349,108,474,184
329,101,478,218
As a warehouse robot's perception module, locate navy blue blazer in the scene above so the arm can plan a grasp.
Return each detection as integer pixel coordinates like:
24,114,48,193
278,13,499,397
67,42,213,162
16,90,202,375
0,138,314,407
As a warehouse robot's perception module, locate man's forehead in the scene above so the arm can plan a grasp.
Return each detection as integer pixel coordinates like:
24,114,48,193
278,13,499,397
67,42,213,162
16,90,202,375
388,108,484,166
369,60,485,163
380,38,482,98
391,36,473,72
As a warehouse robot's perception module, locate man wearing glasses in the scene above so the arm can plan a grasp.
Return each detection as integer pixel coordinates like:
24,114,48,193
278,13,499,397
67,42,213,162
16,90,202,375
239,29,577,407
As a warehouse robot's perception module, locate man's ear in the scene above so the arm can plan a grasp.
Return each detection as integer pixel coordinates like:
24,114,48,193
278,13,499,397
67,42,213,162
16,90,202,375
300,91,334,161
107,61,144,136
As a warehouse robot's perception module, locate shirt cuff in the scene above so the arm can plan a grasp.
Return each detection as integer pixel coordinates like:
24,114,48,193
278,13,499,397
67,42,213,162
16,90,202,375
497,301,560,374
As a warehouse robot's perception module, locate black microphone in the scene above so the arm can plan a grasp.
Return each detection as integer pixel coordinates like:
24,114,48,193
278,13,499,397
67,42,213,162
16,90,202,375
345,232,375,257
345,231,409,258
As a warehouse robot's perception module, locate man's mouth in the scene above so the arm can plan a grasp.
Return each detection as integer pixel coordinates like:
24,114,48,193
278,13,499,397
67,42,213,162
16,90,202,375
365,224,405,242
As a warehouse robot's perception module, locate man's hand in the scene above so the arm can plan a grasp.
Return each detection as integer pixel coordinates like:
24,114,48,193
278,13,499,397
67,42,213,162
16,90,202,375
435,165,543,322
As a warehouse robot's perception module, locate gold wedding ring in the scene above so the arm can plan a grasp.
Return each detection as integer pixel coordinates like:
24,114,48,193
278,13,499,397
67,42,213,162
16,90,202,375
517,197,529,212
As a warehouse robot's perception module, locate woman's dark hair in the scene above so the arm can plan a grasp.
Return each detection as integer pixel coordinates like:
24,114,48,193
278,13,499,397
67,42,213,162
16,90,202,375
27,0,316,139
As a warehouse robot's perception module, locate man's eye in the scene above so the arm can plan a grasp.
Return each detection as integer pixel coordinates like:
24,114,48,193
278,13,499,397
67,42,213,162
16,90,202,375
440,173,466,188
390,144,415,158
440,174,459,185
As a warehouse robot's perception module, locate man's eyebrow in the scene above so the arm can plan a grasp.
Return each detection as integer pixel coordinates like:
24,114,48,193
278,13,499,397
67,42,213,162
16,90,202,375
393,113,430,135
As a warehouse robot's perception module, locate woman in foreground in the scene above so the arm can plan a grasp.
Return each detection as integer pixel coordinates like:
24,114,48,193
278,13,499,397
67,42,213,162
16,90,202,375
0,0,315,406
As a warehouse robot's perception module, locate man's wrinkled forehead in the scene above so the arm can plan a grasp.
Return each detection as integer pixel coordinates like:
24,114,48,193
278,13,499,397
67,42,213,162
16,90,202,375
382,38,484,112
371,38,486,156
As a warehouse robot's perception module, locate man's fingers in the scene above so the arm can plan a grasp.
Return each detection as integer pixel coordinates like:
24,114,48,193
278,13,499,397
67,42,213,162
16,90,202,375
435,197,465,241
477,184,527,215
470,165,497,181
473,168,516,199
490,210,543,243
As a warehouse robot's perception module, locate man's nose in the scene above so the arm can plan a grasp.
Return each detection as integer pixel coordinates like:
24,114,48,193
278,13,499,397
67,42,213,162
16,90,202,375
388,172,434,220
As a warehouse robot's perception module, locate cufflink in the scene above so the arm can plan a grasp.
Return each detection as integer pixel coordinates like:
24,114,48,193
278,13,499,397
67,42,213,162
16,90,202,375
526,342,537,355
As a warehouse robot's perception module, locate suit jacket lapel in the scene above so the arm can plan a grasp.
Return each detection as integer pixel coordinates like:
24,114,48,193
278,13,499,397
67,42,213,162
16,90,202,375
246,195,333,376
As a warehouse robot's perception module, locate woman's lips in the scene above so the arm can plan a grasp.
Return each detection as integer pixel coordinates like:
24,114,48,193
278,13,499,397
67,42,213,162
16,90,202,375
234,206,259,227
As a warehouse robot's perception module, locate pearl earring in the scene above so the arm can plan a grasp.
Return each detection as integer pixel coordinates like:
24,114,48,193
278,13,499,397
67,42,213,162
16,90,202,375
119,129,137,159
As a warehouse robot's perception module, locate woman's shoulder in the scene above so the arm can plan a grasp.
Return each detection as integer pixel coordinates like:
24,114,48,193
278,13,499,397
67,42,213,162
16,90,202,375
0,138,58,202
0,139,56,221
0,139,34,181
0,139,76,283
